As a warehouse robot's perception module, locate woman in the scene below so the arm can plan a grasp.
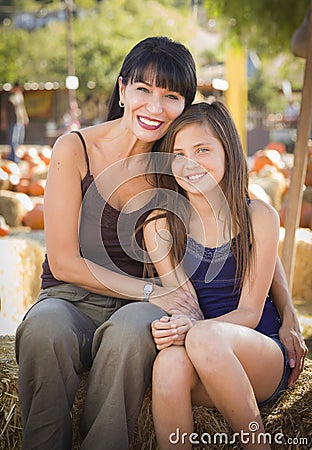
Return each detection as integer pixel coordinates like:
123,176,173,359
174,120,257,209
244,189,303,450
15,37,305,450
144,101,305,449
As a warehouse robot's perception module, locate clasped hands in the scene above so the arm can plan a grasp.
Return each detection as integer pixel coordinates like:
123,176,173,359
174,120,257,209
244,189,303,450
151,314,196,351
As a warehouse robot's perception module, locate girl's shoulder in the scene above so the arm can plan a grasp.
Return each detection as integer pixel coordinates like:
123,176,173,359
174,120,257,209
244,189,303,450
248,198,280,230
145,209,169,228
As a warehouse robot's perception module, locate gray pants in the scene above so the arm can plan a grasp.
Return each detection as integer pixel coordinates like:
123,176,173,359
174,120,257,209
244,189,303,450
15,283,164,450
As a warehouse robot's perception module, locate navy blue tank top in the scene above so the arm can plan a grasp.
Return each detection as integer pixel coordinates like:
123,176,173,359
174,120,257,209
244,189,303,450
41,131,155,288
183,235,281,336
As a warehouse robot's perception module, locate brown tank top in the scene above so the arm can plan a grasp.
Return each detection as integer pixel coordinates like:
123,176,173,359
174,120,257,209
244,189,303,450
41,130,155,288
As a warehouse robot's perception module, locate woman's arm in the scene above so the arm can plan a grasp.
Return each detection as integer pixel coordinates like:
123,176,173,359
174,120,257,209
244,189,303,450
44,133,201,318
270,256,307,385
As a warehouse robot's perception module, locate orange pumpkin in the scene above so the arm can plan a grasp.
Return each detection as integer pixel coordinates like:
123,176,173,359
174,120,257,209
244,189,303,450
28,179,46,197
15,177,31,194
251,149,281,174
0,160,20,176
265,142,286,154
39,147,52,166
23,203,44,230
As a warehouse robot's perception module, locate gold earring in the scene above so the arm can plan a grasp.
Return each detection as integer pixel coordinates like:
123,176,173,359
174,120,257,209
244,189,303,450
119,100,125,108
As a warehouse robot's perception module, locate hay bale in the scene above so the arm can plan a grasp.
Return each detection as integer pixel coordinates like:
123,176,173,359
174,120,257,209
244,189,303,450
0,336,21,450
1,335,311,450
132,363,312,450
0,238,44,322
249,168,286,211
278,227,312,302
0,191,29,228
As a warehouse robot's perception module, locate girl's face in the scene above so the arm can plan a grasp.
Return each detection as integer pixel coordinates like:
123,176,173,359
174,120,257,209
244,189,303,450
171,122,225,197
119,76,185,143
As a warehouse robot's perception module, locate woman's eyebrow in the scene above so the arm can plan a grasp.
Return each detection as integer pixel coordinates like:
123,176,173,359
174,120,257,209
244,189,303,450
136,79,153,86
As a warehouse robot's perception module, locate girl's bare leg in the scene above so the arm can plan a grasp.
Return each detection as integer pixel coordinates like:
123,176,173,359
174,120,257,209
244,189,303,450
186,321,284,450
152,346,199,450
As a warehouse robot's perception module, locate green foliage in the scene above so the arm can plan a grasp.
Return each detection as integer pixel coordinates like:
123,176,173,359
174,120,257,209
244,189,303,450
0,0,196,99
248,69,275,111
73,0,195,97
202,0,310,55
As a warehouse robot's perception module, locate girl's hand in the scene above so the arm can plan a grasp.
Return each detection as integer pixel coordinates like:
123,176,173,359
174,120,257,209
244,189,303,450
151,315,195,350
170,314,195,347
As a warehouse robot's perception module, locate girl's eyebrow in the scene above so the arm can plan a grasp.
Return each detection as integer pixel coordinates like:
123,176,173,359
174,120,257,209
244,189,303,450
173,141,213,151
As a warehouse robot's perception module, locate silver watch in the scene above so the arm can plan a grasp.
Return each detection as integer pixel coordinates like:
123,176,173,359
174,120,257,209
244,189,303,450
143,283,153,302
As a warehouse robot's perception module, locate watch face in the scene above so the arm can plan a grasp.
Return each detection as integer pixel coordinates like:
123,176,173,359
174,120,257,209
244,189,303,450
144,284,153,294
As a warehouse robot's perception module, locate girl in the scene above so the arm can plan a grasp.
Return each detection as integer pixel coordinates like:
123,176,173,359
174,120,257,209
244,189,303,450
143,101,296,449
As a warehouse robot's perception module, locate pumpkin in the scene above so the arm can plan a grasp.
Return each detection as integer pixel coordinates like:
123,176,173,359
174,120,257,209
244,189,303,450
22,148,45,177
265,142,286,154
28,179,46,197
0,160,20,176
22,203,44,230
251,149,281,174
38,147,52,166
15,177,30,194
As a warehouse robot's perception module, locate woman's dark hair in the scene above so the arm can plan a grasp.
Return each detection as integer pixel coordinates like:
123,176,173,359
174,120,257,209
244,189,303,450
107,36,197,121
147,101,254,290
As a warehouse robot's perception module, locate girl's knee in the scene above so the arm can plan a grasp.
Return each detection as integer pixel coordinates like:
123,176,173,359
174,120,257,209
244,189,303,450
186,321,230,362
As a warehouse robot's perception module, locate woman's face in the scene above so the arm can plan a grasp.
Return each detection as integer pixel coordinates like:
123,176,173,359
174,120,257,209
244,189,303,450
119,76,185,143
171,122,225,197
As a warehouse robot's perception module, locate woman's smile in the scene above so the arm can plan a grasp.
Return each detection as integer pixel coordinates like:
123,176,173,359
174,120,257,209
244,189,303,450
137,115,164,130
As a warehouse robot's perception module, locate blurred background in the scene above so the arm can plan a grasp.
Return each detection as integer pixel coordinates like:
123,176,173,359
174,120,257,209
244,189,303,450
0,0,309,151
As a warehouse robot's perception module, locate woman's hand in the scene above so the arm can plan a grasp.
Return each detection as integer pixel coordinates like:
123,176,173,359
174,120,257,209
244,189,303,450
151,314,195,350
278,318,308,386
150,286,203,321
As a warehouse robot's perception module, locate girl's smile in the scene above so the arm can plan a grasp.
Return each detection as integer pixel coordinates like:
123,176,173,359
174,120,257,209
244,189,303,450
184,172,207,183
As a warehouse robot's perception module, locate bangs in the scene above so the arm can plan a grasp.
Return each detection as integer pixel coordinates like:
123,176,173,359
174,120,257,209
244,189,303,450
128,57,193,100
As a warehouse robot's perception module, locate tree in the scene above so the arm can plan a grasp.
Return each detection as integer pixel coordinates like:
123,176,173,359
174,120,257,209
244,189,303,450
202,0,310,55
0,0,200,99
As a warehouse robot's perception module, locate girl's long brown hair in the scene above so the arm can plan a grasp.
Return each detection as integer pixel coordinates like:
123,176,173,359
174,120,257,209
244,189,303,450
146,101,254,290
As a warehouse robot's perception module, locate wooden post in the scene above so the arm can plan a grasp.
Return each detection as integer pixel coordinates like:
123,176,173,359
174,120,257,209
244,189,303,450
281,3,312,292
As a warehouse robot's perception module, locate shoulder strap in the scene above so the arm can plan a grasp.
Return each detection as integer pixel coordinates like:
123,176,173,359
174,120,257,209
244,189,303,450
70,130,90,172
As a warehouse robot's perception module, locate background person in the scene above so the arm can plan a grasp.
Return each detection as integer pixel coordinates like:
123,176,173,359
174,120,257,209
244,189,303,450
0,82,29,163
